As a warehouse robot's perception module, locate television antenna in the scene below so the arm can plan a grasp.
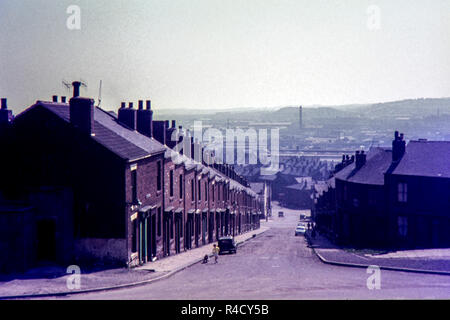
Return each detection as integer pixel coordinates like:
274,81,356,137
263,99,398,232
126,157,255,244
97,80,102,107
61,79,87,96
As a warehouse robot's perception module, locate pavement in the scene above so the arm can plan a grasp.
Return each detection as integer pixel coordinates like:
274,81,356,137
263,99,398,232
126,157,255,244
306,230,450,275
0,225,269,299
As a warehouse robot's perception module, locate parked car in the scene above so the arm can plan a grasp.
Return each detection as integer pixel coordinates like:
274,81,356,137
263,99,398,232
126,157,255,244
278,211,284,217
295,225,306,236
218,236,237,254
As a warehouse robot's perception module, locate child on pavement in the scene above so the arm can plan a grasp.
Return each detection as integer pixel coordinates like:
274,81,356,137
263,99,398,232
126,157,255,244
212,244,220,263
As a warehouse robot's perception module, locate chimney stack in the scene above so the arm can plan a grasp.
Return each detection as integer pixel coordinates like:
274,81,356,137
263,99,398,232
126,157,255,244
392,131,406,162
1,98,7,110
0,98,13,125
137,100,153,138
355,150,366,169
70,97,95,136
118,102,137,130
152,120,167,145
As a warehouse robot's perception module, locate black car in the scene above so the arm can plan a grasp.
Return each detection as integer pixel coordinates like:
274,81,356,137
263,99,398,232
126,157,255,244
218,236,237,254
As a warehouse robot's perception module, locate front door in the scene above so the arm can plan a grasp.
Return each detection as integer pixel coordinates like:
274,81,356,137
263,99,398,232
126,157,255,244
37,219,56,261
208,213,214,243
175,215,181,253
148,213,156,260
163,215,170,256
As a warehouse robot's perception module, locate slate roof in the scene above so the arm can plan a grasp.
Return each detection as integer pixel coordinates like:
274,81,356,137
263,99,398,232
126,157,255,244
18,100,259,196
391,140,450,179
334,147,392,185
22,101,166,161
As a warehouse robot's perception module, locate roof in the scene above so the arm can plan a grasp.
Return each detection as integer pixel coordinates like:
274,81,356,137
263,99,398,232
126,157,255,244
285,183,313,191
19,101,259,196
249,182,264,194
31,102,166,161
334,147,392,185
391,140,450,179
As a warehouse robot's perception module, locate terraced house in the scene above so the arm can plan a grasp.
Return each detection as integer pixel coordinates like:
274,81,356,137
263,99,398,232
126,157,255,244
314,131,450,249
0,84,262,273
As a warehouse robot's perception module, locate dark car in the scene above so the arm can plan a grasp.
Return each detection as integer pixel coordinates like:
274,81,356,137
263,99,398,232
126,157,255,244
218,236,237,254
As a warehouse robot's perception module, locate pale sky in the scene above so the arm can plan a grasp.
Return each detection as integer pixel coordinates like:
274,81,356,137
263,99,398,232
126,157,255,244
1,0,450,114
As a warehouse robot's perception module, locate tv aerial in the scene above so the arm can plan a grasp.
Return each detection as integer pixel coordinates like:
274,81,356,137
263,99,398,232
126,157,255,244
62,79,87,97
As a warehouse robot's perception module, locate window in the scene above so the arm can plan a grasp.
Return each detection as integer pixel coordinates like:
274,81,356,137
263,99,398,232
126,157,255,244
191,179,194,202
212,185,215,201
157,161,162,191
169,170,174,197
205,182,208,201
398,216,408,237
179,174,183,199
157,207,161,236
397,183,407,203
131,169,138,203
198,180,201,201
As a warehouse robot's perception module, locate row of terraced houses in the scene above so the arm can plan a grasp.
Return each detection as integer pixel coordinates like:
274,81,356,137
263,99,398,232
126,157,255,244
0,83,264,273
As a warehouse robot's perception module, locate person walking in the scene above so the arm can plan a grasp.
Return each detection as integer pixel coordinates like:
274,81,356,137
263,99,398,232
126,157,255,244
212,244,220,264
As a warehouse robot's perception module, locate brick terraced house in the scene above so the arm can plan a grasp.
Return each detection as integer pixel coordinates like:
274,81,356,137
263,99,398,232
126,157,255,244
0,85,262,272
314,131,450,249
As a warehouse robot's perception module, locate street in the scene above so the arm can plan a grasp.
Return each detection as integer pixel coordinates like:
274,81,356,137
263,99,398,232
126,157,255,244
56,208,450,300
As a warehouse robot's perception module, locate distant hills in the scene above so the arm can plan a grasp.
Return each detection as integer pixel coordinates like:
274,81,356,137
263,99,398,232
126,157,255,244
154,97,450,121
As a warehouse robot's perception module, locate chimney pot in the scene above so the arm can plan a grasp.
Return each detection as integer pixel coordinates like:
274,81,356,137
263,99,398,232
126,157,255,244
138,100,143,110
172,120,176,128
72,81,81,97
61,96,67,103
52,95,58,102
146,100,151,110
121,102,126,109
128,102,133,109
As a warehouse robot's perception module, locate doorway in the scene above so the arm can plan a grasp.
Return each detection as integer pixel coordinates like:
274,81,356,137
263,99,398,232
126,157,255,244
37,219,56,261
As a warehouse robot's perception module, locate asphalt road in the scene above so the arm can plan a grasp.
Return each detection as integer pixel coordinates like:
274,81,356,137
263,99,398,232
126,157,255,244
56,209,450,300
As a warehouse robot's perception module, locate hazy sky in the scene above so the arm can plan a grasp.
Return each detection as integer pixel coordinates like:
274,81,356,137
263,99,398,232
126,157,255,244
1,0,450,114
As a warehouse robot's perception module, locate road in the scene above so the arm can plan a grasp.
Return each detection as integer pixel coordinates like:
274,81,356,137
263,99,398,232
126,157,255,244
56,207,450,299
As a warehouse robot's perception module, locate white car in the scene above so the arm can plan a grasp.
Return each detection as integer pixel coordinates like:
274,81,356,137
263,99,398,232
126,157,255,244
295,225,306,236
